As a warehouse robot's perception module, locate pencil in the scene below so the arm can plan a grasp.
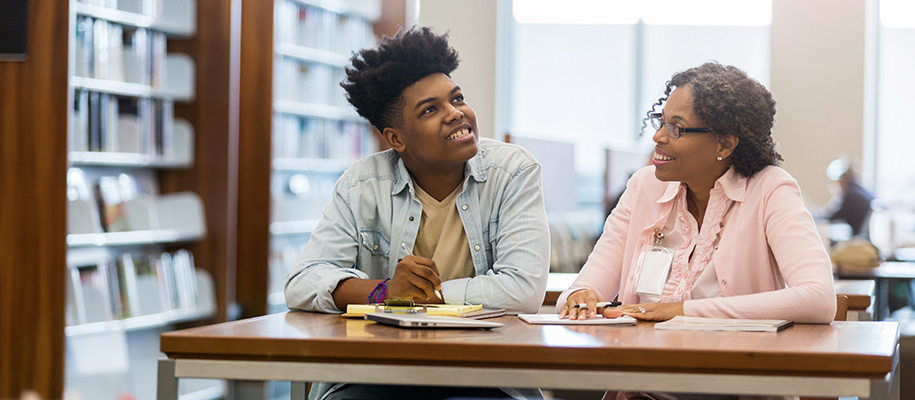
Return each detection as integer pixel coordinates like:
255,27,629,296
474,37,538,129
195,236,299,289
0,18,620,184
401,242,444,300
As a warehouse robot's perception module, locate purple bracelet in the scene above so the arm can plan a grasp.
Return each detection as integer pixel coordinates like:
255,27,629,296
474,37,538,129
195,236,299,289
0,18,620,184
367,278,390,304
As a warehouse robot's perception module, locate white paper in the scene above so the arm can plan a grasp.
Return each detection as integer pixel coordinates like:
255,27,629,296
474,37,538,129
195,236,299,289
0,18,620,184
518,314,637,325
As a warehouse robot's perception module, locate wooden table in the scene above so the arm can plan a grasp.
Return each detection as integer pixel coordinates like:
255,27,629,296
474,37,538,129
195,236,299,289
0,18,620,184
836,262,915,320
158,312,900,400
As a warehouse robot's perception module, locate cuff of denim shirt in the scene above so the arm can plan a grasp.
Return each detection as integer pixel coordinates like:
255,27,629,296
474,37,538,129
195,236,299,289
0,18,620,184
318,268,369,313
441,278,469,305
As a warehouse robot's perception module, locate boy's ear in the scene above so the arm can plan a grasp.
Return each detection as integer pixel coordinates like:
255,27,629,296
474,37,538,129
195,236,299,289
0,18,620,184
383,127,407,153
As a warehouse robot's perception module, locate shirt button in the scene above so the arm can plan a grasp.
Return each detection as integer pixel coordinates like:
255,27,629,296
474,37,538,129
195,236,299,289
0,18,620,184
721,279,727,284
462,205,469,211
719,223,724,228
474,245,481,251
714,245,718,250
409,216,414,221
373,245,379,250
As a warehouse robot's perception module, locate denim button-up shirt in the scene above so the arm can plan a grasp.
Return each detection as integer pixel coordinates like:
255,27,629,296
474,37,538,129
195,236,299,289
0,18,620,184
285,137,550,314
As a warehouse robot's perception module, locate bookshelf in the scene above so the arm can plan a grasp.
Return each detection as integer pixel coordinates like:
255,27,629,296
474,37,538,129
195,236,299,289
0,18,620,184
64,0,220,399
265,0,381,313
0,0,401,397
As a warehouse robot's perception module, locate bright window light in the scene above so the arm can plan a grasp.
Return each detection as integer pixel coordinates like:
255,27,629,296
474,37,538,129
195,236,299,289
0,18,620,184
641,0,771,27
512,0,640,24
512,0,771,26
880,0,915,29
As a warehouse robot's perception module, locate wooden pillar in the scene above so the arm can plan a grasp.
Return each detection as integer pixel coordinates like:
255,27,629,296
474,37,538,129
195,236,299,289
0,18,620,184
0,1,70,398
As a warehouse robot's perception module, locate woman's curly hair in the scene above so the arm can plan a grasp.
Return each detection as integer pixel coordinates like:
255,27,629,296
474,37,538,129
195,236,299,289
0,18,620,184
644,62,782,177
341,26,460,132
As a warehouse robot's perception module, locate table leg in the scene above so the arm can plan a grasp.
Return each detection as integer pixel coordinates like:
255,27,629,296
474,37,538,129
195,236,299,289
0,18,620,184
291,382,308,399
157,359,178,400
233,381,268,400
865,354,900,400
876,279,890,320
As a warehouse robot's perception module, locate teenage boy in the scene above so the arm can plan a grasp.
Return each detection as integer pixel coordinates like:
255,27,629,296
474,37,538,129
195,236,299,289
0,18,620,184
284,27,549,400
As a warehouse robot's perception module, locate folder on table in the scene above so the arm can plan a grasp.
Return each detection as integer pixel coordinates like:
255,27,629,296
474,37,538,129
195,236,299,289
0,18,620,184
343,303,483,318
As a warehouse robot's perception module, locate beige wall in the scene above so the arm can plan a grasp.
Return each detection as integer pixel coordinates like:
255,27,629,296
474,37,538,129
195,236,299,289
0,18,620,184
770,0,869,207
418,0,872,205
418,0,499,139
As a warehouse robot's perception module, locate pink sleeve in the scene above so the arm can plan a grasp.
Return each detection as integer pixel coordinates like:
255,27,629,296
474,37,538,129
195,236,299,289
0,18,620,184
555,177,637,312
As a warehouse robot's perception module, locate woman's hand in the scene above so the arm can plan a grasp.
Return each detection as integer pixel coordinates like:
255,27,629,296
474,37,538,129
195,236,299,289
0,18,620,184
387,255,443,302
618,302,684,321
559,289,608,320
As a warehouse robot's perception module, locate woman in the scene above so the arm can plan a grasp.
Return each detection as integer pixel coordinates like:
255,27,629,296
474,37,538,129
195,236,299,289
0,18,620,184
558,62,835,325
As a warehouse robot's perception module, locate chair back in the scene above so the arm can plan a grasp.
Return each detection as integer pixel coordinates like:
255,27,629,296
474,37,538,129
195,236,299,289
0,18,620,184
835,294,849,322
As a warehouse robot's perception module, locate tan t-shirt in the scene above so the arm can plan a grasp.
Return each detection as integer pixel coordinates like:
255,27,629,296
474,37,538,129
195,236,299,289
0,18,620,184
413,182,475,282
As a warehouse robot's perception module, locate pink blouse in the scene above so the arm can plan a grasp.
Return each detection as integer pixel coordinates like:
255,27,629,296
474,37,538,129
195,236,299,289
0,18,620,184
557,166,836,323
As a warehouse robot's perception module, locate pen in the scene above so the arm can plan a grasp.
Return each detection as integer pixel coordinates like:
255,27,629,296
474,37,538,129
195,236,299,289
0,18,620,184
401,242,445,301
573,301,622,309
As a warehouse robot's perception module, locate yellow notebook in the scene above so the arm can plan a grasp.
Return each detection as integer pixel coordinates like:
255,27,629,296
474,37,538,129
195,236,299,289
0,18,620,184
343,303,483,318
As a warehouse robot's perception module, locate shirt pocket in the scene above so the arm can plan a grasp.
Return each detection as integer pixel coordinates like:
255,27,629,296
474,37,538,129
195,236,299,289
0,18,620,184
358,228,391,258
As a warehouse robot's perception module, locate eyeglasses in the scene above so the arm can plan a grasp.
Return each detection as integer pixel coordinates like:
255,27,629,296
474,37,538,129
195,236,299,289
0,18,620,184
649,113,711,139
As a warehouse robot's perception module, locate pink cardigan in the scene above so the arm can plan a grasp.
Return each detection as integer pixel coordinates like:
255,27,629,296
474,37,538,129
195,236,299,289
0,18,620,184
558,166,836,323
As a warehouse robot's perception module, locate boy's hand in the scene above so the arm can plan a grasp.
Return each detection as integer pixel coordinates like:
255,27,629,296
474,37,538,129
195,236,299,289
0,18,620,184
389,255,443,302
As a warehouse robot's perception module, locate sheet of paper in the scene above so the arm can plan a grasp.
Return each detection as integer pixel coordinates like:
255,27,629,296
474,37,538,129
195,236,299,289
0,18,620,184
518,314,637,325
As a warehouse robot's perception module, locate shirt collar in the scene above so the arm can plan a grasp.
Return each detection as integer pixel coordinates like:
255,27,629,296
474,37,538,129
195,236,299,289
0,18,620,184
391,148,486,196
656,167,746,204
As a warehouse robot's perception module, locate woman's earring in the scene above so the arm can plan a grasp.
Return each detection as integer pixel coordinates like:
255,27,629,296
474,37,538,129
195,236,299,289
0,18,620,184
716,156,723,161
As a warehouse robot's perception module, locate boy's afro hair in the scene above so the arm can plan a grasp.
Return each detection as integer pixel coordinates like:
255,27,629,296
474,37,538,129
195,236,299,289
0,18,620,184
341,26,460,132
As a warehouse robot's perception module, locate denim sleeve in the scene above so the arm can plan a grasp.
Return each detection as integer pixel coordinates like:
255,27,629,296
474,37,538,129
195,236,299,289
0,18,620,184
284,178,368,313
444,163,550,314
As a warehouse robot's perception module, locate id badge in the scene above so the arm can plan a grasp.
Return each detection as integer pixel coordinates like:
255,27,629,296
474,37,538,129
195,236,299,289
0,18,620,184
635,245,674,297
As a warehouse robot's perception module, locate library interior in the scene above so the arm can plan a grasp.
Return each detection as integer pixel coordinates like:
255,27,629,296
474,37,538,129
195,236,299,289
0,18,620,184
2,0,915,399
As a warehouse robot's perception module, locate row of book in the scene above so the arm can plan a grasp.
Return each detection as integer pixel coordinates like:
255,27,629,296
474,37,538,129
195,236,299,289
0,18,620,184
68,168,153,234
67,249,200,326
272,114,375,161
274,57,349,106
75,16,168,85
274,0,376,55
78,0,165,19
68,167,206,238
71,89,180,156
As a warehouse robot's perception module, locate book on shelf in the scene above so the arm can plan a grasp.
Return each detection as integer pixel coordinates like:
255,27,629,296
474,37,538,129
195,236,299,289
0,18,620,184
117,253,141,318
73,263,115,324
100,260,125,320
95,173,134,232
67,168,105,235
653,316,793,332
131,253,164,315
